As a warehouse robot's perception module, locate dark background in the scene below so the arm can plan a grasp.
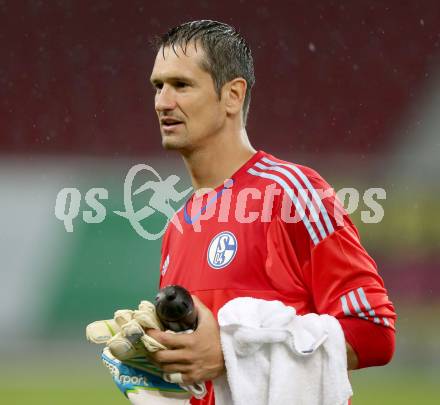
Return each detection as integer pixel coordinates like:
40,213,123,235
2,0,440,156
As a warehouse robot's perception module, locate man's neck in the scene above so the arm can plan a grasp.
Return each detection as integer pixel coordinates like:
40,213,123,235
182,130,256,191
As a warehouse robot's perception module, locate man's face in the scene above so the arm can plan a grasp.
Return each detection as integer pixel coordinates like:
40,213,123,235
150,43,226,152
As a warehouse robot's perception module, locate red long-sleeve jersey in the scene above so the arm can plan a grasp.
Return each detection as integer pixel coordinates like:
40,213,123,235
159,150,396,405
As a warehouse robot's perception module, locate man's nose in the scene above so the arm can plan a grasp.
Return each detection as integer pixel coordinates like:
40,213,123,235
155,85,176,112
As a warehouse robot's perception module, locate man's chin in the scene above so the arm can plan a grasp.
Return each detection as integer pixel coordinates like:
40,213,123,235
161,137,184,151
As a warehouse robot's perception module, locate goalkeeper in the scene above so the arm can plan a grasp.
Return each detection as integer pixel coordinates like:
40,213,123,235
143,19,396,405
90,18,396,405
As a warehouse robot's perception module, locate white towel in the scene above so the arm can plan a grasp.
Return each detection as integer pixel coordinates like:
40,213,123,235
213,297,352,405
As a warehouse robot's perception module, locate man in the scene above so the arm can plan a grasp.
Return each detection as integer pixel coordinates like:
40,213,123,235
146,20,396,405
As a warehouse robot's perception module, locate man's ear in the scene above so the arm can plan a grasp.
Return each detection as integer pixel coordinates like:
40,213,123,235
222,78,247,116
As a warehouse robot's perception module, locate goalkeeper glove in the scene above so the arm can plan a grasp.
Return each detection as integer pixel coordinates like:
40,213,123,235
86,300,207,401
101,347,191,405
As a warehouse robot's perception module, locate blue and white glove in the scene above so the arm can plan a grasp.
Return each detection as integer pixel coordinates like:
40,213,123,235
101,347,191,405
86,300,207,403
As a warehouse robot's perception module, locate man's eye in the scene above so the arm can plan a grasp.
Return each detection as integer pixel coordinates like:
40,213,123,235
175,81,187,88
153,83,163,92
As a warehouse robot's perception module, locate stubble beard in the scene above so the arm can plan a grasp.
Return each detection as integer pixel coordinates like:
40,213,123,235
161,131,188,152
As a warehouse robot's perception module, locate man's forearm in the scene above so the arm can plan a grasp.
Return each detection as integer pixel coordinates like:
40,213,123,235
346,341,359,370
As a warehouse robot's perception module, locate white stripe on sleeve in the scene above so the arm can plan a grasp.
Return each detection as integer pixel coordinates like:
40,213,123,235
248,167,320,245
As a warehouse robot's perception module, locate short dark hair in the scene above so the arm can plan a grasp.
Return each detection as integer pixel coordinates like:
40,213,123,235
153,20,255,125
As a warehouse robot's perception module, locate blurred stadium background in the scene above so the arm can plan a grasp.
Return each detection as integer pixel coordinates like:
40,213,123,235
1,1,439,404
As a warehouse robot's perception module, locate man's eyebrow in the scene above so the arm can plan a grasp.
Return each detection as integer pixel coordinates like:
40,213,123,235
150,76,194,85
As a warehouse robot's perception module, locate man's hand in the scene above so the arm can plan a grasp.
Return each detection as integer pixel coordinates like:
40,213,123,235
147,296,225,384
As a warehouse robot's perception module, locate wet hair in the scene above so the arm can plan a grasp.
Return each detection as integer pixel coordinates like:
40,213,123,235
153,20,255,125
